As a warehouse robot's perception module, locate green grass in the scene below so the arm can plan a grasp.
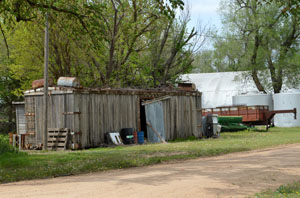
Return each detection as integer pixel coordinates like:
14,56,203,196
256,181,300,198
0,127,300,184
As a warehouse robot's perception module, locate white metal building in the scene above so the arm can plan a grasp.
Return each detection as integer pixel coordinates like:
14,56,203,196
181,72,258,108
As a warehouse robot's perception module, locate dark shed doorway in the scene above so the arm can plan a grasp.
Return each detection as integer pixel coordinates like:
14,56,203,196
140,99,148,138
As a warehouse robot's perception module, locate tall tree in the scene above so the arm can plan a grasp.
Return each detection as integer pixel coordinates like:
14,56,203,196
146,12,203,86
0,0,199,89
212,0,300,93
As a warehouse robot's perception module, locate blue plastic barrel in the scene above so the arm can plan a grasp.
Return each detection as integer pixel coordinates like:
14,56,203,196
137,131,144,144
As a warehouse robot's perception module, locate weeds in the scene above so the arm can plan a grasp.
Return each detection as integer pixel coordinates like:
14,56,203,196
256,181,300,197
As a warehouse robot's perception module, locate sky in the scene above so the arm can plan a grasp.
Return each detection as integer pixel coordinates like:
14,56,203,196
185,0,222,32
177,0,222,49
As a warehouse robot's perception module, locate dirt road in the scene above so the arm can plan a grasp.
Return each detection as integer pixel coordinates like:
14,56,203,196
1,144,300,198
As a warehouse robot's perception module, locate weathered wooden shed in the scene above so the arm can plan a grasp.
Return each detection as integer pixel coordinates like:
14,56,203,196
23,87,202,148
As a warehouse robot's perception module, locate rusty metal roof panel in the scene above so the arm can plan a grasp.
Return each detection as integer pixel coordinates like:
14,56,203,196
24,86,201,96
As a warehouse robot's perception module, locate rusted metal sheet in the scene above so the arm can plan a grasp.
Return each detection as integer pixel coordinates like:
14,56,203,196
32,78,53,89
202,106,268,122
178,83,196,91
25,113,35,116
57,77,80,87
25,86,200,97
62,112,81,115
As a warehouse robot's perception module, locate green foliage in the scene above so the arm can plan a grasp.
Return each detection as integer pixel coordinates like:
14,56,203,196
277,183,300,194
271,0,300,17
0,0,199,120
7,21,43,93
0,66,22,121
0,122,16,134
0,127,300,183
0,0,196,90
0,135,16,155
256,181,300,197
143,12,198,86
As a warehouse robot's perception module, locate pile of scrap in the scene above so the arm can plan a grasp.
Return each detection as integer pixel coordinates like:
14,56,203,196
202,114,221,138
105,129,145,146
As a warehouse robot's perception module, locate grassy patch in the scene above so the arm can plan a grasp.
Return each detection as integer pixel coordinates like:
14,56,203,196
256,181,300,198
1,127,300,184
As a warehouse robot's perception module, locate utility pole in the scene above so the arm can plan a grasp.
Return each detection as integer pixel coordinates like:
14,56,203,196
43,12,49,150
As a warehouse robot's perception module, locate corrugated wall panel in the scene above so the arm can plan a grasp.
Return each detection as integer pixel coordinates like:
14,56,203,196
16,105,26,135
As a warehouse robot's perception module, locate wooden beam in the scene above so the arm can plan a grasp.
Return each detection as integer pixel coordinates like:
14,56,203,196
62,112,81,115
146,122,167,144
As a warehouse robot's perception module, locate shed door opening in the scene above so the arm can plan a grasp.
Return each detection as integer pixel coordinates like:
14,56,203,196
140,100,148,138
144,100,166,143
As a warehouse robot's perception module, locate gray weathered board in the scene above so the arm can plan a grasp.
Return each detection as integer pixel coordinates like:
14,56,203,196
145,100,166,143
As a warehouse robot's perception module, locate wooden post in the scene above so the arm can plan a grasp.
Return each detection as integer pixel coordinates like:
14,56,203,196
43,12,49,150
146,121,167,144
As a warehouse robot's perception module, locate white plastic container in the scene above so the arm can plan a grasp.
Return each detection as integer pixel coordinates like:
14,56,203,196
273,92,300,127
232,93,274,110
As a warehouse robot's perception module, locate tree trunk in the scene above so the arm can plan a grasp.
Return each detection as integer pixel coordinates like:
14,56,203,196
250,31,266,93
8,103,14,123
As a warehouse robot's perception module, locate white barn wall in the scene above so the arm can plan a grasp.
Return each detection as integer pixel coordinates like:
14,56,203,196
181,72,258,108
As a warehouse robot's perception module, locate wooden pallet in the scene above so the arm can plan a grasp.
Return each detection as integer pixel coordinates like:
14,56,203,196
47,128,69,151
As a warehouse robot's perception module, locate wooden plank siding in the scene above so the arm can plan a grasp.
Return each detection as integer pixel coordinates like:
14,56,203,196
24,88,202,148
144,95,202,142
75,93,138,148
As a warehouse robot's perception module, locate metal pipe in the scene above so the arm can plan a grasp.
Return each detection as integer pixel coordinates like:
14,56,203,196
13,134,16,147
18,135,21,150
43,12,49,150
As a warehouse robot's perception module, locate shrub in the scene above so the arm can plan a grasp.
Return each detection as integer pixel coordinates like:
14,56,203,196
0,121,16,134
0,134,16,155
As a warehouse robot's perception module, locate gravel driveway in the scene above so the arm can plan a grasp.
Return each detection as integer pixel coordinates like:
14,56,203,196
1,144,300,198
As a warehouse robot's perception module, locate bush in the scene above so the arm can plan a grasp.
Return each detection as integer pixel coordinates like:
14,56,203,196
0,134,16,155
0,121,16,134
